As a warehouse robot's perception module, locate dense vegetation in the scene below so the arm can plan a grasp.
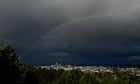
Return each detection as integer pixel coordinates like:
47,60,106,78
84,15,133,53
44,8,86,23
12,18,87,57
0,45,140,84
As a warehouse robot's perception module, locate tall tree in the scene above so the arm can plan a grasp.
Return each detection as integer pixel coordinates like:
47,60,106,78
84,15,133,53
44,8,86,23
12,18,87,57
0,44,20,84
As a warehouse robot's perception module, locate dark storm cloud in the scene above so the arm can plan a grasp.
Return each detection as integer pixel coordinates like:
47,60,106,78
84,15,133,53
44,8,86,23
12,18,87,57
1,0,140,65
26,15,140,65
0,0,69,52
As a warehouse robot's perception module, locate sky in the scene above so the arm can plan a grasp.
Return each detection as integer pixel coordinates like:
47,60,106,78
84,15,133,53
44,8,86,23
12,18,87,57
0,0,140,65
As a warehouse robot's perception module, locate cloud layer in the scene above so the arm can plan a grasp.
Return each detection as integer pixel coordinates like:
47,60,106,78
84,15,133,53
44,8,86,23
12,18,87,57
0,0,140,65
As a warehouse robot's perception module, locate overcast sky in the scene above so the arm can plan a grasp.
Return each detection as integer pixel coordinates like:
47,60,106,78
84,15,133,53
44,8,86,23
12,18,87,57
0,0,140,65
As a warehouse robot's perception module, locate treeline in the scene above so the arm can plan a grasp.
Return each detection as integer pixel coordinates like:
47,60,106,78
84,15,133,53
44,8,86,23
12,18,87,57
0,45,139,84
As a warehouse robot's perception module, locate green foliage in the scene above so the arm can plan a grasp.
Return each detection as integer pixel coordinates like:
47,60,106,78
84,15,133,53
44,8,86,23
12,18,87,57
55,69,82,84
0,44,19,65
0,44,20,84
18,64,39,84
79,73,99,84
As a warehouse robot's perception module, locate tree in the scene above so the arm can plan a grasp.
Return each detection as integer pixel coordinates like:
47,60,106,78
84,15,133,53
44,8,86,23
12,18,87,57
18,64,39,84
79,73,99,84
0,44,20,84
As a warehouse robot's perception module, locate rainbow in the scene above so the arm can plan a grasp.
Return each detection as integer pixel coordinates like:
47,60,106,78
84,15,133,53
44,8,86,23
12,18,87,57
23,14,114,56
49,15,98,33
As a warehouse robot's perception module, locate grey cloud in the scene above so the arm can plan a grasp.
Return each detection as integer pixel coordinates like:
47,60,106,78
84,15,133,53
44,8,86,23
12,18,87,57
0,0,140,65
129,56,140,60
27,15,140,64
0,0,69,53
